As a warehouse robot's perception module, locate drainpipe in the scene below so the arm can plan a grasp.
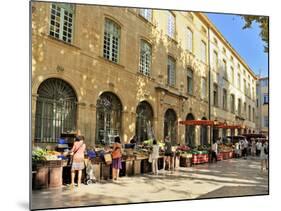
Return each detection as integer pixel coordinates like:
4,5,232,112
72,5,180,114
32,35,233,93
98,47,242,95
208,26,212,145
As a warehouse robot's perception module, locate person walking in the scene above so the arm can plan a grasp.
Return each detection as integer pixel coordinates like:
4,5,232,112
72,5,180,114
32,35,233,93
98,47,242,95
251,139,256,157
162,136,172,171
111,136,122,181
235,141,241,158
151,139,160,175
70,135,86,188
256,139,262,156
260,141,268,172
211,140,218,163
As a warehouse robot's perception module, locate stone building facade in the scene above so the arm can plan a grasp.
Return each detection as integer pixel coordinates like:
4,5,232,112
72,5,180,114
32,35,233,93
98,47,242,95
31,2,257,147
256,77,269,137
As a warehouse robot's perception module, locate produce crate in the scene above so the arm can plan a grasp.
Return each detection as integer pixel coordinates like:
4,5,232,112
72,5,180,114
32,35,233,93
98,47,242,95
221,151,234,160
180,156,192,167
192,154,209,164
217,153,223,161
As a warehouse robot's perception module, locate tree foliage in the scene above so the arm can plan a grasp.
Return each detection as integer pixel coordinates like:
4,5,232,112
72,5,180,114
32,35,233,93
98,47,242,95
241,16,269,53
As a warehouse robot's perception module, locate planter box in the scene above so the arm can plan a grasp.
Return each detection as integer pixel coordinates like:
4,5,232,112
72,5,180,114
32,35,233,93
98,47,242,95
134,160,141,175
49,167,62,188
192,154,209,164
33,166,48,189
101,163,111,180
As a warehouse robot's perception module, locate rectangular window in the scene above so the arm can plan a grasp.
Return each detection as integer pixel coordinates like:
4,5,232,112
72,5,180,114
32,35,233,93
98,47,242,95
262,79,268,87
213,51,218,70
223,59,227,80
103,19,120,63
231,66,234,84
264,116,269,127
252,108,255,122
248,105,251,120
248,82,251,97
49,3,74,43
139,9,152,22
238,99,241,116
230,94,235,113
263,93,269,104
201,40,207,63
213,84,218,107
244,79,247,94
139,40,152,76
186,28,193,52
223,89,227,110
237,73,241,89
187,69,193,95
201,77,207,99
252,87,255,100
167,56,176,86
244,102,247,117
167,12,175,38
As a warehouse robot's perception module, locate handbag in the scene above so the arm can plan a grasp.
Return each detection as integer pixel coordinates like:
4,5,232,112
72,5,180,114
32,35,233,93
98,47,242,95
68,142,84,166
112,147,121,159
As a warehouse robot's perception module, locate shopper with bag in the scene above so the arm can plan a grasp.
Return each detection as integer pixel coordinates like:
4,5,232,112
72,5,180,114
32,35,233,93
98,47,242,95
151,139,160,175
111,136,122,181
69,135,86,189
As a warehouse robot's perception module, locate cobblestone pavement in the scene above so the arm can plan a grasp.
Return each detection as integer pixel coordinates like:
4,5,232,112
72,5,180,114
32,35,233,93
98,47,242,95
32,157,268,210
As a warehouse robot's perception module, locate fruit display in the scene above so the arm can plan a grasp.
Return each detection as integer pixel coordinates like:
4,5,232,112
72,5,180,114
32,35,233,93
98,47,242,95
218,144,234,152
32,148,47,162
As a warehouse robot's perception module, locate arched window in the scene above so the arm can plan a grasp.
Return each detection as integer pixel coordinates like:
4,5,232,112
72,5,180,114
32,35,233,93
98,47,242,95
139,40,152,76
35,78,77,142
96,92,122,144
185,113,195,146
164,109,177,145
200,117,208,146
135,101,154,143
103,19,121,63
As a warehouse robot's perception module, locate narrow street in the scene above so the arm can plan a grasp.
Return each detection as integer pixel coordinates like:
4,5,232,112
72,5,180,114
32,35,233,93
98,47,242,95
32,157,268,210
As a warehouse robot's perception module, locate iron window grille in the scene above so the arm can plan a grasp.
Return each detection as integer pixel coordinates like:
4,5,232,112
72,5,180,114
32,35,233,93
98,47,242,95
35,78,77,143
96,93,122,144
49,3,74,43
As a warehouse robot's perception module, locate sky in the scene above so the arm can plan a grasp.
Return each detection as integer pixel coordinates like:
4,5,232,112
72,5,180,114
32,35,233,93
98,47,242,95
206,13,268,77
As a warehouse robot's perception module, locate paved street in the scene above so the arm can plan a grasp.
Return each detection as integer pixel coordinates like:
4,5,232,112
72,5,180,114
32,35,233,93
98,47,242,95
32,157,268,210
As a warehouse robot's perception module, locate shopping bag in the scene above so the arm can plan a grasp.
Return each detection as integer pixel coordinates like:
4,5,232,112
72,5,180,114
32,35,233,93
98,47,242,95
104,153,112,165
148,154,152,163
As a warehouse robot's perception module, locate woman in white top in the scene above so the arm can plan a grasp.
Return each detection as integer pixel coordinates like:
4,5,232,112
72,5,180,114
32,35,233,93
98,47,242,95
151,139,160,175
260,142,268,171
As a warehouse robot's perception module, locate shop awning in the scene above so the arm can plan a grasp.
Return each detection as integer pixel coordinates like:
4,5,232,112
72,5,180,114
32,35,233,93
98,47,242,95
215,124,242,129
179,120,214,126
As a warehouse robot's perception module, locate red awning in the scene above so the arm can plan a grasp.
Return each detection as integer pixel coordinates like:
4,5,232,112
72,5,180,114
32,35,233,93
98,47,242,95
215,125,242,129
179,120,214,126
